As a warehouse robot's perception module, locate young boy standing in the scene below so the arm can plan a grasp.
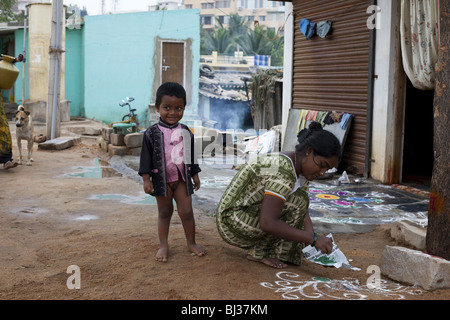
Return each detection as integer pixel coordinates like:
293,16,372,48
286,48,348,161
139,82,206,262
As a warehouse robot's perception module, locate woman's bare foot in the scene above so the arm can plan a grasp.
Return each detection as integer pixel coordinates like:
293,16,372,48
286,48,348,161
155,246,168,262
246,255,288,269
3,161,18,170
188,243,206,257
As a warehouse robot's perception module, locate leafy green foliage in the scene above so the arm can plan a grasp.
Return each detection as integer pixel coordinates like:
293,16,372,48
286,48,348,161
0,0,22,23
201,14,284,66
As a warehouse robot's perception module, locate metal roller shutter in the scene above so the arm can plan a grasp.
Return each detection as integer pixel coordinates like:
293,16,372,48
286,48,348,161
292,0,372,174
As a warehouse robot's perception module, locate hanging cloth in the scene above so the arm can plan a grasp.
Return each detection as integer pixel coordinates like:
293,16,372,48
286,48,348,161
400,0,439,90
305,110,318,121
340,113,352,130
315,111,328,126
296,109,309,132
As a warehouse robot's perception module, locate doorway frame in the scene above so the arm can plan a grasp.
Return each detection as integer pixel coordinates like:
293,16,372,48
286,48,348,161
370,0,406,184
159,40,186,87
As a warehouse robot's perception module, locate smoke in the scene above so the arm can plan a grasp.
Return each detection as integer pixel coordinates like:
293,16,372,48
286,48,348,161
209,99,252,131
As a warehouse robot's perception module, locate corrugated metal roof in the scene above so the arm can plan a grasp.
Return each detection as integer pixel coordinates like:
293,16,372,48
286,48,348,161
199,72,251,101
292,0,371,175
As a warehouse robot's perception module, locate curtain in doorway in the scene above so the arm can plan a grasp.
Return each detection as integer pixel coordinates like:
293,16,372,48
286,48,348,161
400,0,439,90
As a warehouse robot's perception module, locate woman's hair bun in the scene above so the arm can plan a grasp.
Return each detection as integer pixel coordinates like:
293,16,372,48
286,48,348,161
297,121,323,142
296,121,342,161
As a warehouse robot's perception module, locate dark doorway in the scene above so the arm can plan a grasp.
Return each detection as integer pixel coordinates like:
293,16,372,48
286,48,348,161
402,78,434,186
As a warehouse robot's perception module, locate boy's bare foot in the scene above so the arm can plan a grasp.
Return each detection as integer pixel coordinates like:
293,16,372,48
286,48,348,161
189,243,206,257
155,247,168,262
246,255,288,269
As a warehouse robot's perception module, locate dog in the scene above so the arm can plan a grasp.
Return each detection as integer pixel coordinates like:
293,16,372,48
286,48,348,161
15,105,34,166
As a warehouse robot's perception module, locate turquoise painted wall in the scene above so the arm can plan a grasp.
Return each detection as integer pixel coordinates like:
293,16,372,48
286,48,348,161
14,27,84,117
83,9,200,125
13,29,28,104
66,26,84,117
13,9,200,125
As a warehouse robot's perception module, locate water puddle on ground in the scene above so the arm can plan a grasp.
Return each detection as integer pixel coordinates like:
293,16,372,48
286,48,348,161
89,193,157,205
62,158,122,178
73,215,99,221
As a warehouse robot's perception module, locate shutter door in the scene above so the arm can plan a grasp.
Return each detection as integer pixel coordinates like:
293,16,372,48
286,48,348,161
292,0,372,174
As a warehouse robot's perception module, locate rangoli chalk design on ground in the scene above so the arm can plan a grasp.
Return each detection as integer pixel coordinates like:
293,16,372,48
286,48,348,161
260,272,423,300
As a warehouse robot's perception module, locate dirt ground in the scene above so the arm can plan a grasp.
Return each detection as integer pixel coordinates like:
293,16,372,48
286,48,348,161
1,136,449,301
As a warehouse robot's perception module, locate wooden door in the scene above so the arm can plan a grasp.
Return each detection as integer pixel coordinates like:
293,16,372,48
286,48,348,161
161,42,185,85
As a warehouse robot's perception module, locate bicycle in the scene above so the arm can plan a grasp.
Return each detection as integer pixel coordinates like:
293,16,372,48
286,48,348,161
109,97,142,130
120,97,138,124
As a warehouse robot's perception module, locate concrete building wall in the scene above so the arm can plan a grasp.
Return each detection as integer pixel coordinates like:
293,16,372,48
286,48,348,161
184,0,285,31
370,0,404,184
83,9,200,125
13,28,28,104
27,3,65,102
65,26,84,117
12,8,200,125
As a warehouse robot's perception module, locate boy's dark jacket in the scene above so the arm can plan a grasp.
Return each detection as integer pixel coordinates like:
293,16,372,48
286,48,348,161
138,120,201,196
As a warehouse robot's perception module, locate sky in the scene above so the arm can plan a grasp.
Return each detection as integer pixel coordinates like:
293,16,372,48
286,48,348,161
62,0,159,16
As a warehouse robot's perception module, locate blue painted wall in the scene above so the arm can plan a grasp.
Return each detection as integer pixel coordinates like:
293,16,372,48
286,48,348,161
83,9,200,125
65,26,84,117
13,9,200,126
13,29,28,104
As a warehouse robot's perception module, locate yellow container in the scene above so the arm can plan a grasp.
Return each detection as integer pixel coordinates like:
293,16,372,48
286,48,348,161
0,55,20,90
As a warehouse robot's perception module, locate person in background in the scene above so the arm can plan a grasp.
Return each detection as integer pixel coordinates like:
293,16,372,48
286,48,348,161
0,54,24,170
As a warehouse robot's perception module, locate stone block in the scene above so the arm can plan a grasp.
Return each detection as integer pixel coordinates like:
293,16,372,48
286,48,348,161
381,246,450,291
110,133,125,146
124,132,143,148
60,100,71,122
68,126,101,136
127,147,142,156
38,136,81,151
390,220,426,251
100,139,109,152
108,145,127,156
102,127,113,142
23,100,47,123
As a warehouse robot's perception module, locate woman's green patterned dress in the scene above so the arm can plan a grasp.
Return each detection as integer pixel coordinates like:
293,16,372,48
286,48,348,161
216,154,310,265
0,91,13,164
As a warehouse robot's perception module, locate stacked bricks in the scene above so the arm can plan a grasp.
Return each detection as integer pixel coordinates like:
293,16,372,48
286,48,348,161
101,127,143,156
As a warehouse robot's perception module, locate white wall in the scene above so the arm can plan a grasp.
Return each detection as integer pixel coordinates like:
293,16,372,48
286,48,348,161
281,1,293,147
370,0,403,183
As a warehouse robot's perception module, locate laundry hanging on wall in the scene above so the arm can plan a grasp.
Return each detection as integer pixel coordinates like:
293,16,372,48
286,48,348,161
296,109,353,132
283,109,354,156
299,18,332,39
254,55,270,67
400,0,439,90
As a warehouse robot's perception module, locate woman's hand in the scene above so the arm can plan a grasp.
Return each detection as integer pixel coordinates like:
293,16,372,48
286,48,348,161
314,234,333,254
14,54,24,63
